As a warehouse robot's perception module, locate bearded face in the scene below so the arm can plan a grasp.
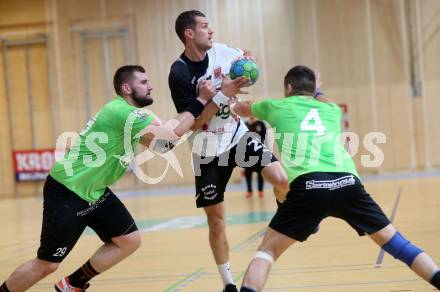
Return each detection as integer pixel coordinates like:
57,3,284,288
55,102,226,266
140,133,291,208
130,86,153,107
126,71,154,108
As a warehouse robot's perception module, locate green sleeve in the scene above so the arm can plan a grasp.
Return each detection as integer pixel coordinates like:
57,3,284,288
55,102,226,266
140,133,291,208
251,99,271,121
114,108,154,138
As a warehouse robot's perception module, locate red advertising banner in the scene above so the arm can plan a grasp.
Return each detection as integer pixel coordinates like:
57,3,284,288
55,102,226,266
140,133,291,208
13,149,56,181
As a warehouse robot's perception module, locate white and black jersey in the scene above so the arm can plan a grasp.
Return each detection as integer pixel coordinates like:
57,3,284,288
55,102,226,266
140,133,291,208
169,43,278,208
168,43,248,157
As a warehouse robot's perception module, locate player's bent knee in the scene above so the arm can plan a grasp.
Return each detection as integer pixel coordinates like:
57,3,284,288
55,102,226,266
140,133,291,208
117,231,142,251
263,163,288,185
381,232,423,266
36,259,59,276
255,251,274,265
128,231,142,250
45,262,59,275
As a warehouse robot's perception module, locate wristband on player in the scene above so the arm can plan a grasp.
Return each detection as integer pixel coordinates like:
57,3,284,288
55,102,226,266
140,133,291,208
212,91,229,107
186,99,205,118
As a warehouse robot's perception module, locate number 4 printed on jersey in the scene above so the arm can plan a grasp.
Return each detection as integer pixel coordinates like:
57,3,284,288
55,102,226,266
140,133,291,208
300,108,326,136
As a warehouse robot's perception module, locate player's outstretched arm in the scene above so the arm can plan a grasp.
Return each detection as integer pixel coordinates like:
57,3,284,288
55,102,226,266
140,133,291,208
190,102,220,131
139,112,202,149
314,70,333,103
139,81,216,147
230,100,254,117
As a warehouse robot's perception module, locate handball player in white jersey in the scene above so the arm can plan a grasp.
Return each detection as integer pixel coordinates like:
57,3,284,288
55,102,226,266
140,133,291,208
168,10,289,292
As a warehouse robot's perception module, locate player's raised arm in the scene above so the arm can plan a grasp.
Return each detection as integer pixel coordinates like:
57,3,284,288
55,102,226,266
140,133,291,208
229,99,254,117
314,70,333,103
190,102,219,131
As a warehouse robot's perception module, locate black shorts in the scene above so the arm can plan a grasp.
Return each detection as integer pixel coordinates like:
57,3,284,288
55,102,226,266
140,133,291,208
37,176,138,263
269,172,390,242
193,133,277,208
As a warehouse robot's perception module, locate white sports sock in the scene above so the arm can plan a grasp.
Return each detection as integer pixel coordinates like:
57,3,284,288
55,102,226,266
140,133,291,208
217,261,234,286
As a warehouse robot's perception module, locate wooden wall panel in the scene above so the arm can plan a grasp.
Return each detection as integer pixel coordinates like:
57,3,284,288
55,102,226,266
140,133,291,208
0,49,15,196
0,0,45,27
292,0,318,68
28,43,52,197
86,38,107,115
424,81,440,167
369,0,412,171
8,47,32,150
412,97,428,169
6,45,42,196
29,43,53,148
259,0,297,98
315,0,376,173
0,0,439,197
389,84,416,170
419,0,440,167
108,35,128,79
298,0,415,173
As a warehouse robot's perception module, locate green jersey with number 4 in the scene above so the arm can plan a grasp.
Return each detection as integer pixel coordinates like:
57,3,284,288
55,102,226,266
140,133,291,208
251,95,358,184
50,96,154,203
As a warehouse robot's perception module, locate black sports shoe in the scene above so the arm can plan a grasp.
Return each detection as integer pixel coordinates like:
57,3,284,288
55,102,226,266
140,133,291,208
223,283,238,292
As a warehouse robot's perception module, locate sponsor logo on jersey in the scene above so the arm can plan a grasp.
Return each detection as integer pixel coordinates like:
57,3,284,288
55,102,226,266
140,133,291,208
216,104,230,119
305,175,355,190
132,109,147,120
76,192,109,216
203,127,225,135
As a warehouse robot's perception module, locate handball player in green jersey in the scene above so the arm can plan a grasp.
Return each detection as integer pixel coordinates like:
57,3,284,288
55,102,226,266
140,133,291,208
230,65,440,292
0,65,248,292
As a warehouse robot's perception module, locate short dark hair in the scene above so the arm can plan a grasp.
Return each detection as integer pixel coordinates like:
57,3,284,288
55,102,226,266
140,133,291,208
113,65,145,95
175,10,206,44
284,65,316,96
